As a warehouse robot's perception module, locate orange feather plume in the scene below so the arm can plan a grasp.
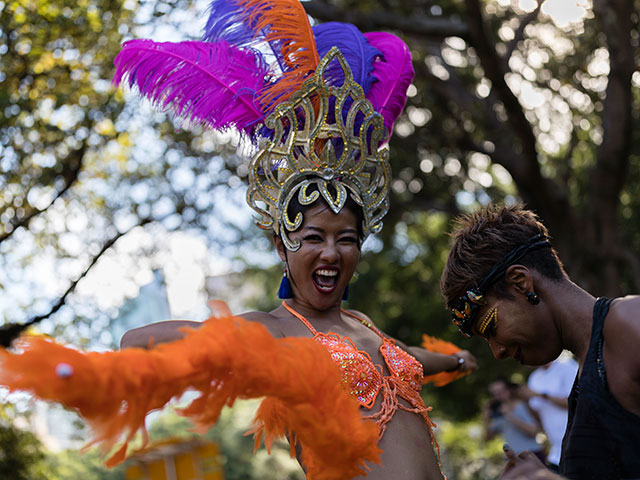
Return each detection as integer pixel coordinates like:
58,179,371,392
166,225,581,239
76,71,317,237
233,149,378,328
421,334,470,387
0,302,380,479
237,0,319,106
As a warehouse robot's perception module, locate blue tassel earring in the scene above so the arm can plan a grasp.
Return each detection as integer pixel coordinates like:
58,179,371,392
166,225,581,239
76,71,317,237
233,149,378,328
342,284,349,302
278,269,293,299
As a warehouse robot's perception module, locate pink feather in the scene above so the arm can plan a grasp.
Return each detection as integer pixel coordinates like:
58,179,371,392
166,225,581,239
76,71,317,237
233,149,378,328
113,39,269,132
364,32,415,140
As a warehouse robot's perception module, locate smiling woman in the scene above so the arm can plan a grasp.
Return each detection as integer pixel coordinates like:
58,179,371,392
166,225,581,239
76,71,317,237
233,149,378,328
112,3,481,474
441,204,640,480
277,185,362,310
0,0,479,478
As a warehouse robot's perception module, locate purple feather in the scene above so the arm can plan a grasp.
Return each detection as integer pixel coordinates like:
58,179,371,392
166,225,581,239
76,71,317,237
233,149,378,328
113,39,268,133
364,32,414,139
203,0,257,45
313,22,380,93
203,0,287,74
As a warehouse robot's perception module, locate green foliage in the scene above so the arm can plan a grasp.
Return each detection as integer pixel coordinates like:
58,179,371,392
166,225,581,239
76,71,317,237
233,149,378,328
439,417,505,480
0,0,253,340
0,0,133,235
0,421,47,480
144,402,304,480
0,403,123,480
44,448,125,480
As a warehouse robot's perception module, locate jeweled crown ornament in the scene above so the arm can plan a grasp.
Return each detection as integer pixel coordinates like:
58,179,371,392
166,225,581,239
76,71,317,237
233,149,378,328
247,48,391,251
113,1,414,252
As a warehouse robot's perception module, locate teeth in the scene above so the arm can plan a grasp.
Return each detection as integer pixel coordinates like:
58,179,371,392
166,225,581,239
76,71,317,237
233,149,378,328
315,269,337,276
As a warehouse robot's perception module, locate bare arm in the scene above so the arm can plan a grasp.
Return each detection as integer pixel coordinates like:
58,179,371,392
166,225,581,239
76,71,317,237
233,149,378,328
347,309,478,374
119,310,284,350
407,346,478,375
502,404,539,438
120,320,201,349
539,393,569,409
520,386,569,409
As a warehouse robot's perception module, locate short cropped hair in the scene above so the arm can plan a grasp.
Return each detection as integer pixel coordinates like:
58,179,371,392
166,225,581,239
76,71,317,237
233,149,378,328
441,204,566,309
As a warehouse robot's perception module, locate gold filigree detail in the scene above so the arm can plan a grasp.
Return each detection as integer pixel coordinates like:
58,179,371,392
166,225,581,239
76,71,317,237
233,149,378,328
246,47,391,250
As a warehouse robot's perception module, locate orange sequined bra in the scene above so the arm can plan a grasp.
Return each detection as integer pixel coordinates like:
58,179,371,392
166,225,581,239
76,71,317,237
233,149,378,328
282,302,437,441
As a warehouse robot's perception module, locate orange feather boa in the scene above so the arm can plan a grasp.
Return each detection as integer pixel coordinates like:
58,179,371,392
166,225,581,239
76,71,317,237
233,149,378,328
0,303,380,479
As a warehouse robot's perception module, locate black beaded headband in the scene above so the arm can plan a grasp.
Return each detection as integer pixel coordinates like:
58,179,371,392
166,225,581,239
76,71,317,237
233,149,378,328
451,233,552,337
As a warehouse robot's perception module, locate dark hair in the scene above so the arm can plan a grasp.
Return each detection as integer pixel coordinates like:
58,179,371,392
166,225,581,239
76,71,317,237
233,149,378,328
441,203,566,309
491,376,519,390
286,179,365,244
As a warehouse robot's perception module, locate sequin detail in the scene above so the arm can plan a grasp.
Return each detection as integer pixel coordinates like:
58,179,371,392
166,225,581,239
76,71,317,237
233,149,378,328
281,302,436,441
314,334,382,408
380,342,423,391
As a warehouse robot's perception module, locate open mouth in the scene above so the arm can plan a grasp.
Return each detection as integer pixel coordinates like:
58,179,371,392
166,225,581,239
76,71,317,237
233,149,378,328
312,268,339,294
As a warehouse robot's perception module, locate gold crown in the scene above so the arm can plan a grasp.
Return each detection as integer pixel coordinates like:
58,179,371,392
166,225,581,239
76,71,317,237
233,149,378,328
246,47,391,251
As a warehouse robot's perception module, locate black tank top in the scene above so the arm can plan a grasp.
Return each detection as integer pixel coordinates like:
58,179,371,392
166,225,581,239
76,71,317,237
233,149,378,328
560,297,640,479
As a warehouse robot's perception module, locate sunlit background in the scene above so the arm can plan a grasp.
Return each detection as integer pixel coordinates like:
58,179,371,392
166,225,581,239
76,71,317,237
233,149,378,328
1,0,639,478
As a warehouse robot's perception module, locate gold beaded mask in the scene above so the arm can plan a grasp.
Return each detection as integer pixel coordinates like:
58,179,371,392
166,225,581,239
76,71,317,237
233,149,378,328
477,307,497,339
246,48,391,251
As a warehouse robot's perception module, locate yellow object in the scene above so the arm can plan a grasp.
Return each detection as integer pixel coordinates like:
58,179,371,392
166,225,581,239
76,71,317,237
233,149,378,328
125,439,223,480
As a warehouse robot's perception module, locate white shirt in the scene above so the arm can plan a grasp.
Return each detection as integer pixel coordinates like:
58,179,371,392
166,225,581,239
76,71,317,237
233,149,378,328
527,356,579,466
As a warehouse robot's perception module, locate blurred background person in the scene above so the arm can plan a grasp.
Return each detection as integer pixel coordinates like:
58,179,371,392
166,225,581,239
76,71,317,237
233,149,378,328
484,378,544,461
520,356,578,472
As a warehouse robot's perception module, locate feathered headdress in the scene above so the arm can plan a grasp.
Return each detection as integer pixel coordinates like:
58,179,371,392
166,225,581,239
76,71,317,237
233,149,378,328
113,0,415,250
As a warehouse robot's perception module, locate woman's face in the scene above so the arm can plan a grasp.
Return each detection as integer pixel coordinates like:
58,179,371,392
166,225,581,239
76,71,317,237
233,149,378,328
277,202,361,311
489,380,511,403
473,292,562,366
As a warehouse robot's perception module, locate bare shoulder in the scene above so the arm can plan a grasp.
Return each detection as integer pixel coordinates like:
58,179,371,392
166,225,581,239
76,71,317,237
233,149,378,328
609,295,640,337
606,296,640,374
602,296,640,414
612,295,640,317
239,310,287,338
344,308,406,345
345,308,378,326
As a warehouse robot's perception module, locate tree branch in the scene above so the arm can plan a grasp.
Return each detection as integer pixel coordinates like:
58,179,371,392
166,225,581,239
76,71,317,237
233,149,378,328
302,0,469,40
463,0,539,171
0,146,85,244
416,61,523,175
461,0,573,230
588,0,634,216
0,217,153,347
504,1,546,61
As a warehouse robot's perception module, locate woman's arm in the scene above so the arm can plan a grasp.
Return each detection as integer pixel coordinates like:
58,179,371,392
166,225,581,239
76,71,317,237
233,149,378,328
346,308,478,374
406,346,478,375
120,320,201,349
119,310,285,350
519,385,569,409
502,402,539,438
